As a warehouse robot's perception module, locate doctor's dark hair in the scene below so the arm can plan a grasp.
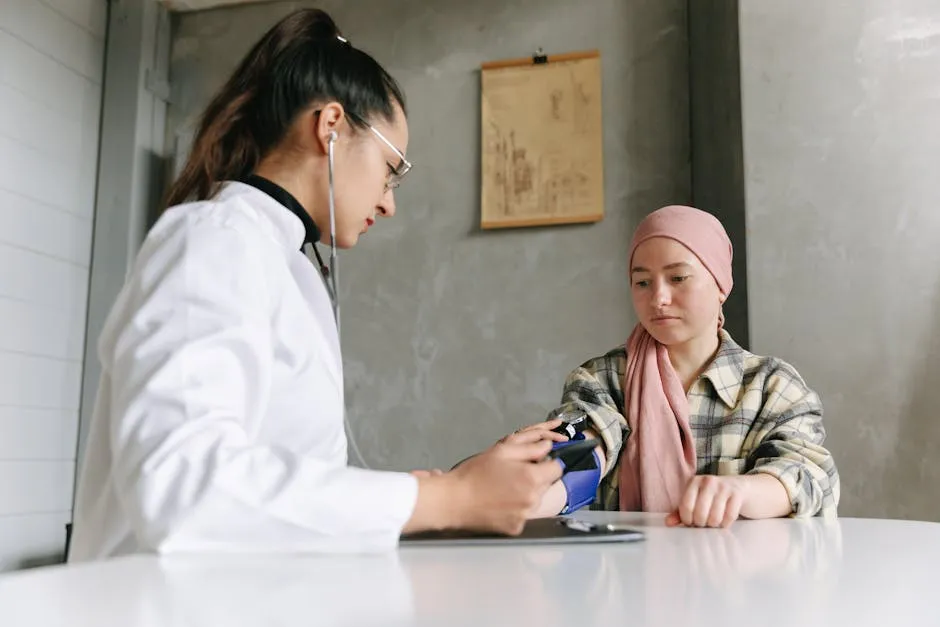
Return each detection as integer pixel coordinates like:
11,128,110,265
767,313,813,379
165,8,406,208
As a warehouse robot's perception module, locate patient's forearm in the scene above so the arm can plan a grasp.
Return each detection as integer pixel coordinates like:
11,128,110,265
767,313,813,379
528,428,608,518
529,480,568,518
740,473,792,520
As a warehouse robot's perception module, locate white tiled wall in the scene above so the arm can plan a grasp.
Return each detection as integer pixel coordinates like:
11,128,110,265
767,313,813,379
0,0,106,571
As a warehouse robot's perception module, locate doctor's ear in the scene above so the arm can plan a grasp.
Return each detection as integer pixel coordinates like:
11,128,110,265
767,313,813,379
313,102,346,151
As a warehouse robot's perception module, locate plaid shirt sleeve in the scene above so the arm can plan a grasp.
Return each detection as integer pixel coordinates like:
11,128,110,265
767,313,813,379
744,360,841,518
545,348,628,479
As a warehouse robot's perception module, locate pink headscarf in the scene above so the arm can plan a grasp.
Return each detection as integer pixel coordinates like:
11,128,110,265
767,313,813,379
617,205,733,513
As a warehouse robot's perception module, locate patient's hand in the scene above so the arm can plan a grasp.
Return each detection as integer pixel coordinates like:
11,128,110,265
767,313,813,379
666,475,746,528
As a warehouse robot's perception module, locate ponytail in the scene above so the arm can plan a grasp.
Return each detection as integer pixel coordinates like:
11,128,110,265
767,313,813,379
164,8,405,209
165,90,257,208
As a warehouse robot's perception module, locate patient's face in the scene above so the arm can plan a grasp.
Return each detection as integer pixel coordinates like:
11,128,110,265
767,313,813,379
630,237,724,346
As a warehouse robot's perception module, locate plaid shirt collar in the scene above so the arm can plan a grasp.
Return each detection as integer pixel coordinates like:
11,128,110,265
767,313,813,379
698,330,747,409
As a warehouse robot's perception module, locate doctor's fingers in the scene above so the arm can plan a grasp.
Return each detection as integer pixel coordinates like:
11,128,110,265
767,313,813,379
490,458,561,505
409,469,445,478
506,452,564,488
503,428,568,446
531,458,564,485
496,438,554,462
517,418,564,433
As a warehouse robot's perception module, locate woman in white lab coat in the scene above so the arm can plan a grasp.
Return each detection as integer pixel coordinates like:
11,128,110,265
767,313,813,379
67,8,563,561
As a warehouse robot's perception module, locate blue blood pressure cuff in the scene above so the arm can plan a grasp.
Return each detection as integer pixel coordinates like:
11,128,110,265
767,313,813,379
550,430,601,514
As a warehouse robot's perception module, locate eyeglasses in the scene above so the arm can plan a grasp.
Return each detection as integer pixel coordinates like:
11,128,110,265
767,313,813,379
326,109,412,192
373,126,412,191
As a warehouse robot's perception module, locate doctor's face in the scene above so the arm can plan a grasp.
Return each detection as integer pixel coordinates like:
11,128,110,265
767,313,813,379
330,103,409,248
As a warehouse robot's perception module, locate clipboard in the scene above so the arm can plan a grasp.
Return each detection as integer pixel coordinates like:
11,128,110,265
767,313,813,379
400,517,644,547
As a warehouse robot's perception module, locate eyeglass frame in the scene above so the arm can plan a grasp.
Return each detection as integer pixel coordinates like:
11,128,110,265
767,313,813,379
314,108,412,192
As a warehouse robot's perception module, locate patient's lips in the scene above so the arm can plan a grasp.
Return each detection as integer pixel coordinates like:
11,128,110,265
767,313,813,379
650,311,681,324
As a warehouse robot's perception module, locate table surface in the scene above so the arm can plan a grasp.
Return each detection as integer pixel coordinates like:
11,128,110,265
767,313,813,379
1,511,936,627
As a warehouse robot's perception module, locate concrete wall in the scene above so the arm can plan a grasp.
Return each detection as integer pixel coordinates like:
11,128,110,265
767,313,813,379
740,0,940,519
168,0,691,470
0,0,106,571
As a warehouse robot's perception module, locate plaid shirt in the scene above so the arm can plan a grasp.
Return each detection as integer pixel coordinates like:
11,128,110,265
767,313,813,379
547,330,840,517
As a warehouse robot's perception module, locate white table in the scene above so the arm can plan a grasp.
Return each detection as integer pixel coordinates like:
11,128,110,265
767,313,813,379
1,512,936,627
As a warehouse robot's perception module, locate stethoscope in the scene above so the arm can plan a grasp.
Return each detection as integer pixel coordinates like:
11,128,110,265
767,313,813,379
241,134,368,468
310,129,373,469
309,129,341,334
326,130,340,332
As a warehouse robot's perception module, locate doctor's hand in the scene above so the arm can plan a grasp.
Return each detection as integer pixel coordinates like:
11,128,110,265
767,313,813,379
404,432,563,537
451,433,564,535
447,419,568,473
499,418,570,446
409,469,444,478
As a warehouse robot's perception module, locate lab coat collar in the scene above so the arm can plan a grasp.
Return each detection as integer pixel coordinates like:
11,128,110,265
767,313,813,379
237,174,322,250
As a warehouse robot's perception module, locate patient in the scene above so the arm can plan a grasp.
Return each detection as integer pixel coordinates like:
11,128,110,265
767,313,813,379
528,205,840,527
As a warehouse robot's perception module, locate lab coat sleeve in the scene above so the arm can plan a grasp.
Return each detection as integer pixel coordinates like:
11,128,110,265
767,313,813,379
106,217,418,554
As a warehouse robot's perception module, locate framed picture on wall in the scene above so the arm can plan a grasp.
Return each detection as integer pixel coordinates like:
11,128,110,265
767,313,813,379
480,49,605,229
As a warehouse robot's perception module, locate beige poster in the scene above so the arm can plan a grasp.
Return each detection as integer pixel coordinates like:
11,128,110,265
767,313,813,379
480,50,604,230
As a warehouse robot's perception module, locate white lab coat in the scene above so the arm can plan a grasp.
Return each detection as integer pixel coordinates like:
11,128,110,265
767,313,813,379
68,182,418,561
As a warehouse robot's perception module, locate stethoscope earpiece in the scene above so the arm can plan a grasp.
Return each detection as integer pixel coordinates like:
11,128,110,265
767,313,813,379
326,127,339,333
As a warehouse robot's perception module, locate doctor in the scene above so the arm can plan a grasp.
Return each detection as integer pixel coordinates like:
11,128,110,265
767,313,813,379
68,8,563,561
